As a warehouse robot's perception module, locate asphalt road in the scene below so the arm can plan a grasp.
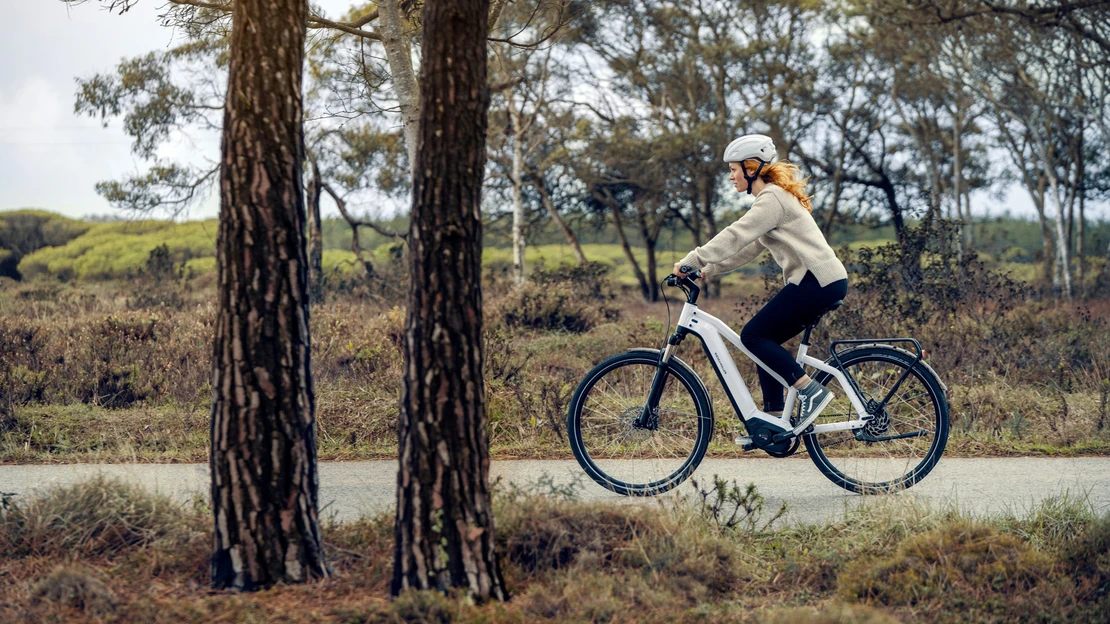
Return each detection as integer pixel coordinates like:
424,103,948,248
2,457,1108,524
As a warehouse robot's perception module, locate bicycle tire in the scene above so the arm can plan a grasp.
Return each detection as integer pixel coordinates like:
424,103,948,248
803,345,949,494
567,349,714,496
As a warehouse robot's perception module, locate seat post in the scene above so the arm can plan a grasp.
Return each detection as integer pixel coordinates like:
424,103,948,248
801,324,814,345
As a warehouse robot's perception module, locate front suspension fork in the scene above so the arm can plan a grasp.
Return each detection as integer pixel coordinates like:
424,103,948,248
634,335,683,429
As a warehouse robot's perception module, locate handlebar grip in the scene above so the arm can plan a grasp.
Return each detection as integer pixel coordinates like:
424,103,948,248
679,265,702,279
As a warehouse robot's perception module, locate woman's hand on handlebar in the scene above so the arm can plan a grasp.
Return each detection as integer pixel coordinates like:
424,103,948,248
672,263,702,280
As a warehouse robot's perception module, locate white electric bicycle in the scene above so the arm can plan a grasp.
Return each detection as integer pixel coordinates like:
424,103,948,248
567,271,950,496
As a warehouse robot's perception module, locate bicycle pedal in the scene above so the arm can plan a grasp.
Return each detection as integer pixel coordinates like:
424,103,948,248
734,436,755,451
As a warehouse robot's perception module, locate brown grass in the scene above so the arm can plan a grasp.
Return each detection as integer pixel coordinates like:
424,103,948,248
2,267,1110,464
0,477,1107,623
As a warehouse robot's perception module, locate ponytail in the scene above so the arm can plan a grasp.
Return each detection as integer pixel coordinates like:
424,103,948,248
744,159,813,212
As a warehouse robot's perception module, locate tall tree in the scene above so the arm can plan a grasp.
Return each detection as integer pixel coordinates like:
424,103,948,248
393,0,507,602
208,0,328,590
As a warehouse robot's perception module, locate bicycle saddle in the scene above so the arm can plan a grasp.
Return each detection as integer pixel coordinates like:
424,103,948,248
807,300,843,328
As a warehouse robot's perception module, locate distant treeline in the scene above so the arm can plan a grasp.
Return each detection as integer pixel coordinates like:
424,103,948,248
2,208,1107,284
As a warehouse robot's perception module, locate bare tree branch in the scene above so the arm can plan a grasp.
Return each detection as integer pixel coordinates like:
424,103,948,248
321,182,407,241
64,0,383,40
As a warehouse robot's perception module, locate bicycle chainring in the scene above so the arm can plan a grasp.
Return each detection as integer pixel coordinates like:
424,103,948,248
763,434,801,458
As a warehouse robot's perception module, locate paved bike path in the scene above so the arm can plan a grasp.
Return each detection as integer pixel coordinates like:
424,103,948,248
2,458,1108,524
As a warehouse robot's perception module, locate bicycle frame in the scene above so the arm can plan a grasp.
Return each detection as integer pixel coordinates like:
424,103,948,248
665,300,869,436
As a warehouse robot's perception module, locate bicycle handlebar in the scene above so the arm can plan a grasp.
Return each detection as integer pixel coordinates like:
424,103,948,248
665,266,702,304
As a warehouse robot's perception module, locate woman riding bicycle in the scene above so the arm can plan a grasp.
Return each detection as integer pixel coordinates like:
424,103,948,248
674,134,848,433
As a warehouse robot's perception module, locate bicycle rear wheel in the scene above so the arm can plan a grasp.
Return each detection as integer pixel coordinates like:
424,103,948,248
567,350,713,496
803,345,949,494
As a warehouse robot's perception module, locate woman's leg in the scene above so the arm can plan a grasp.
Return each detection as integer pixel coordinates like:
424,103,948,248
741,275,847,414
741,286,812,413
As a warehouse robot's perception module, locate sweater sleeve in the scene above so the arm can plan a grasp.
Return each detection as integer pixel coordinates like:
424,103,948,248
676,192,784,272
701,239,766,278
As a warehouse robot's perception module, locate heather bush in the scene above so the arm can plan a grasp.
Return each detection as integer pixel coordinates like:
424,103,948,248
491,262,620,333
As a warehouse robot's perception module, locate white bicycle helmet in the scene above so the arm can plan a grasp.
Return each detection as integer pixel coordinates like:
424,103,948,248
722,134,778,195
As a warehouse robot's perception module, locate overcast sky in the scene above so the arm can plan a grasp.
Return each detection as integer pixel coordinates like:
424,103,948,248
0,0,350,221
0,0,1092,223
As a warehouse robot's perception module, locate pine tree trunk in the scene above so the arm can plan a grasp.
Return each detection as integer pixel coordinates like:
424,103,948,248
210,0,327,591
393,0,506,602
963,186,973,249
1030,180,1054,288
307,158,325,304
635,198,660,302
1074,132,1086,292
821,167,844,235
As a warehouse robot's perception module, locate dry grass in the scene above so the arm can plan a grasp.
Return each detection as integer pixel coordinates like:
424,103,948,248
1,476,1107,623
2,267,1110,464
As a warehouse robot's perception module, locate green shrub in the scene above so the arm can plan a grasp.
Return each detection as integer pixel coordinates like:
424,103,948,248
0,210,91,280
493,262,620,333
17,219,217,281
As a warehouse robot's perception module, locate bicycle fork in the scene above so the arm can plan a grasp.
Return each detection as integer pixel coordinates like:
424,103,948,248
634,338,683,429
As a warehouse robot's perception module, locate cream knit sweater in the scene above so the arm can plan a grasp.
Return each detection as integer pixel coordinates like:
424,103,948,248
677,184,848,287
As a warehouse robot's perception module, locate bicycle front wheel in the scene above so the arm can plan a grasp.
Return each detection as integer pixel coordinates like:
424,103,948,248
804,345,949,494
567,350,713,496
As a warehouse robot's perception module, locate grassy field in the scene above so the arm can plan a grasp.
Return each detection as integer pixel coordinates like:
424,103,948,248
2,263,1109,464
0,475,1106,623
2,209,1110,463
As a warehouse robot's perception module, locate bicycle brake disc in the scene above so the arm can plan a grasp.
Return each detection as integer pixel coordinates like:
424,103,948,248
619,406,652,443
864,399,892,437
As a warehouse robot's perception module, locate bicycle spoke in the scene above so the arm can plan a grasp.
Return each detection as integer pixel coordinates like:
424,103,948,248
574,358,705,492
805,351,947,493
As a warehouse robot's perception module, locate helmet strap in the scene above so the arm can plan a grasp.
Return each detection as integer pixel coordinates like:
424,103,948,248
743,160,766,195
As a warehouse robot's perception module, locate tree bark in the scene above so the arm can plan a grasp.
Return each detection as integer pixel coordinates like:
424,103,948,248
1030,181,1055,288
534,175,587,265
393,0,506,602
821,163,845,235
1047,171,1074,299
307,156,325,303
508,89,526,285
952,110,968,252
634,198,660,302
378,0,421,176
602,193,651,301
1078,189,1086,292
209,0,327,591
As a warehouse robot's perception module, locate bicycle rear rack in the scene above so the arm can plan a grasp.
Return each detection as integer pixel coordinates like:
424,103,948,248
828,338,925,417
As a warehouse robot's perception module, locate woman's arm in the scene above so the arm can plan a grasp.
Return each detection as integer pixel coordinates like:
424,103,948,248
675,193,783,273
699,239,766,278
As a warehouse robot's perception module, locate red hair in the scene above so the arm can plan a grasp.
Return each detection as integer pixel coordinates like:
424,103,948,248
744,159,814,212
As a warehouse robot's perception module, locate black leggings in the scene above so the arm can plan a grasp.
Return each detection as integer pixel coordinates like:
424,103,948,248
739,272,848,413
